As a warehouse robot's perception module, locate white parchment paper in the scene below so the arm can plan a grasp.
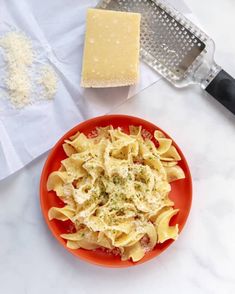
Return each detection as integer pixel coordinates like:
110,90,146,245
0,0,190,180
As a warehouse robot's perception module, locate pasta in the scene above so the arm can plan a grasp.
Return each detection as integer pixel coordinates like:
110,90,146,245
47,126,185,262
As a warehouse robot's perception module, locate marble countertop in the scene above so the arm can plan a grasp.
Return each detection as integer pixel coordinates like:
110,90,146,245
1,0,235,293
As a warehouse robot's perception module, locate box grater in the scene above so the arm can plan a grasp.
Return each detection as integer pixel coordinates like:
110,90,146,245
97,0,235,115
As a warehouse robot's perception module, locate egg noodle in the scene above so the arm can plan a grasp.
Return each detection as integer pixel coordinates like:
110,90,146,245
47,126,185,262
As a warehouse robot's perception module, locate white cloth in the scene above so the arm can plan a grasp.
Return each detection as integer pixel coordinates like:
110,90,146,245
0,0,190,180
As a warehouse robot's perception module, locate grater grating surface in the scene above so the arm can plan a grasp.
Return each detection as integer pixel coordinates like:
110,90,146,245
97,0,208,85
97,0,235,115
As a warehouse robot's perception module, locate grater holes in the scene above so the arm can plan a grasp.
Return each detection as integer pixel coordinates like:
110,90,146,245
100,0,207,80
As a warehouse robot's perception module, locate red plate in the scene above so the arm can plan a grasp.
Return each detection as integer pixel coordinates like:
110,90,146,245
40,114,192,267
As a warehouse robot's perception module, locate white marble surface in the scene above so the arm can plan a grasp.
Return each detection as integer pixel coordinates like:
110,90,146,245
1,0,235,293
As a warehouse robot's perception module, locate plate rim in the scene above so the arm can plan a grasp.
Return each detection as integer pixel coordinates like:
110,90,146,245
40,114,193,268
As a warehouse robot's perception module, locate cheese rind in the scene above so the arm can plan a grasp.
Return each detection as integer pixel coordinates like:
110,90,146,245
81,9,141,88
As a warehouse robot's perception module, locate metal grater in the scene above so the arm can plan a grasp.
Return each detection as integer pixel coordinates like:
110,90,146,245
97,0,235,115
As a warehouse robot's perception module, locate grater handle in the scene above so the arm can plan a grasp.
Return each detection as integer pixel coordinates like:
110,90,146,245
205,70,235,115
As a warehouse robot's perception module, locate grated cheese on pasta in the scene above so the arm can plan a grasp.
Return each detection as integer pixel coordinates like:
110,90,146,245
47,126,186,262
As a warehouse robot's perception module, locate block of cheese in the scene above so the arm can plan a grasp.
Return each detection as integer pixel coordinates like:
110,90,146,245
81,8,141,88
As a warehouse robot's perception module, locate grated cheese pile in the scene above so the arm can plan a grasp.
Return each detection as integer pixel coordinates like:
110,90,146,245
38,65,58,100
0,31,58,109
0,32,34,108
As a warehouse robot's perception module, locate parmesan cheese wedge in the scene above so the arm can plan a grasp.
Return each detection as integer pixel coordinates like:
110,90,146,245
81,9,141,88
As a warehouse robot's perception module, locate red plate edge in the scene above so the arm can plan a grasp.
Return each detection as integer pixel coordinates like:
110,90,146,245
39,114,193,268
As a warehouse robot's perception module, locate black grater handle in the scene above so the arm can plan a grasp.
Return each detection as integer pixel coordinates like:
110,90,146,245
205,70,235,115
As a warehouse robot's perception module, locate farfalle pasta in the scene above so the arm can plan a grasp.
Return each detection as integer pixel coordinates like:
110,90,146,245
47,126,185,262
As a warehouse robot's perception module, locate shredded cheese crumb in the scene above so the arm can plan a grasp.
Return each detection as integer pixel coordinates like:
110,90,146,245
38,65,57,100
0,32,34,108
